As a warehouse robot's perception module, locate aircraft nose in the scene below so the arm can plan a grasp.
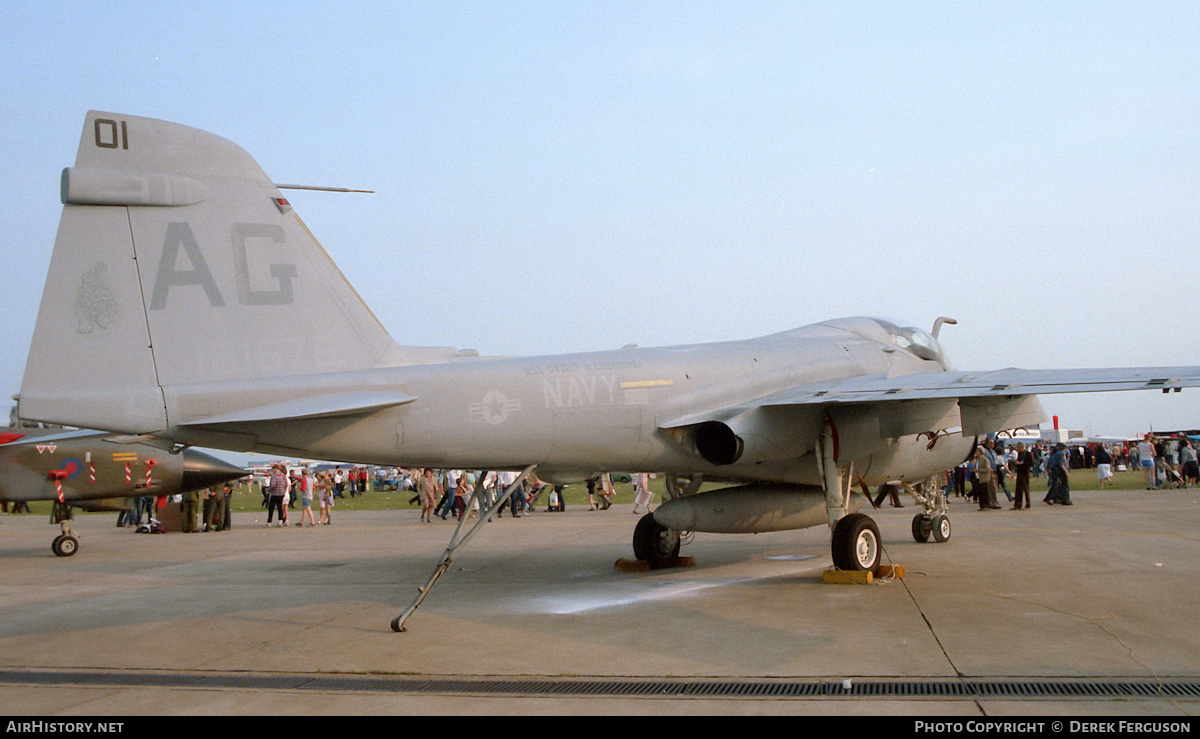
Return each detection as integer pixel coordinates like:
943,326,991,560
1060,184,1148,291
180,448,246,491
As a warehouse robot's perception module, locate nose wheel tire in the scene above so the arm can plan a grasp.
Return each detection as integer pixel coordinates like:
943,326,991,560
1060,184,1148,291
51,534,79,557
912,512,952,544
911,514,932,542
931,514,951,543
831,513,881,571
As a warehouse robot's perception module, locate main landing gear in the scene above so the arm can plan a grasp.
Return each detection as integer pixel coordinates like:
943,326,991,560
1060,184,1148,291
819,417,952,570
632,513,681,568
630,503,891,572
630,474,696,568
830,512,881,571
820,422,886,572
620,465,952,574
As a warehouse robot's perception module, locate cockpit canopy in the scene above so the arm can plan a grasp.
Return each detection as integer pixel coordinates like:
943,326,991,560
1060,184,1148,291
873,319,946,363
811,316,951,366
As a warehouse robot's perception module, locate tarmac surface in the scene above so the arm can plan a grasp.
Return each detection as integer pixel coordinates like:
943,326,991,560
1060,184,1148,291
1,485,1199,716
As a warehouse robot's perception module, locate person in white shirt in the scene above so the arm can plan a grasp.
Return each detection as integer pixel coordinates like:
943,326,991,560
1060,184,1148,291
1138,435,1157,489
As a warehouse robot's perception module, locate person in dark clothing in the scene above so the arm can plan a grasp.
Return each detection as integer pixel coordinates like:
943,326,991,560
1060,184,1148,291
1012,442,1034,509
872,484,904,508
974,447,1000,510
1044,443,1073,505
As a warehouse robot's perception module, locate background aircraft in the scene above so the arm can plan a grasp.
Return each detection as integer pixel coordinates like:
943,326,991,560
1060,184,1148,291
0,424,245,556
17,111,1200,572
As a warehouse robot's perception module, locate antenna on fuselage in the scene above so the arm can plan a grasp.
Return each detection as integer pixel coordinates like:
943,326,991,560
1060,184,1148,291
931,316,957,339
275,184,375,193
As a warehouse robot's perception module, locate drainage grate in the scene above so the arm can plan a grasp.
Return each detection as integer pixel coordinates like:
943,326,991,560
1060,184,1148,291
3,670,1200,700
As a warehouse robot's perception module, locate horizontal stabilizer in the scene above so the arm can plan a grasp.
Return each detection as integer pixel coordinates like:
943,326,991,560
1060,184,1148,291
1,428,111,446
179,390,417,428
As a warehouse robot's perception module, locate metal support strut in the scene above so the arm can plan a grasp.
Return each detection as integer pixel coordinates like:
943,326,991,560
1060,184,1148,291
391,464,538,633
817,419,853,530
905,476,949,521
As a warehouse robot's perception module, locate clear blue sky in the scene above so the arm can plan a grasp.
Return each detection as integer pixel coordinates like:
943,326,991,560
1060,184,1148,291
1,2,1197,438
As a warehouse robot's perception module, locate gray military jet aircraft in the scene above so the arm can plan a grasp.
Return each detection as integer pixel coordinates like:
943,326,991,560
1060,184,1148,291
18,112,1200,575
0,425,245,555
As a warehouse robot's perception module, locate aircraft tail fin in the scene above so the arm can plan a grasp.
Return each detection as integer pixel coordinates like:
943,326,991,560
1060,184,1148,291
20,111,452,433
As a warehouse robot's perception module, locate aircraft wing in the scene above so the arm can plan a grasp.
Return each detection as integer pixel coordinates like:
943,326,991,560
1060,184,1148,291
757,366,1200,406
662,366,1200,439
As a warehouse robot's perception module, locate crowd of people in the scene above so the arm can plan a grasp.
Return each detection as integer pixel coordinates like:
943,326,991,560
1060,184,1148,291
404,469,639,522
218,467,646,529
1131,433,1199,489
254,464,335,527
947,433,1199,512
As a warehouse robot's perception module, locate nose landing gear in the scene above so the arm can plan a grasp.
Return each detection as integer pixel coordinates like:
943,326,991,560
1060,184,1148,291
908,478,952,544
50,502,80,557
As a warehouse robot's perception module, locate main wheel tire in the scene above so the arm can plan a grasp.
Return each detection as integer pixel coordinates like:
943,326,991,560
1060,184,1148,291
632,512,680,568
51,534,79,557
931,514,952,543
911,514,932,543
831,513,881,571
